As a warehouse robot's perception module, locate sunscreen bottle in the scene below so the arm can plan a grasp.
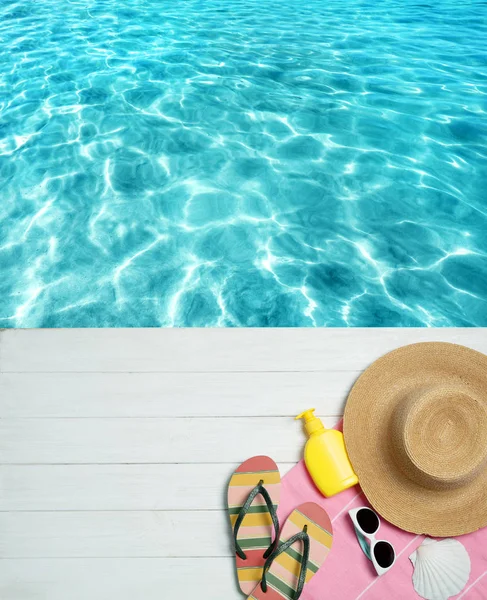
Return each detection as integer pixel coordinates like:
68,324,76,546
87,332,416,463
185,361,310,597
296,408,358,497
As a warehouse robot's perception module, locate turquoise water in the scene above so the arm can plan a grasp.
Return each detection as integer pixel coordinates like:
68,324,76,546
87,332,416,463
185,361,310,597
1,0,487,326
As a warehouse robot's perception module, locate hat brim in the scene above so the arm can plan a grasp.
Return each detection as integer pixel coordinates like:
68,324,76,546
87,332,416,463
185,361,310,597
344,342,487,537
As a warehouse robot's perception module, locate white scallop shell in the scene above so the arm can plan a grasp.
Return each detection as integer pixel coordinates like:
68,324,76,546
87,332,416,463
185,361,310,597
409,538,471,600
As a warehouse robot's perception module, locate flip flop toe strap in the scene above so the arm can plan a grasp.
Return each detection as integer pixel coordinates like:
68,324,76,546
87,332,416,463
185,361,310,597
260,525,310,600
233,480,280,560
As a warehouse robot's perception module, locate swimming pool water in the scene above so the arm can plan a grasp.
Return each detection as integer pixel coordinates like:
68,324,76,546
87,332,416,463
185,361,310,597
1,0,487,326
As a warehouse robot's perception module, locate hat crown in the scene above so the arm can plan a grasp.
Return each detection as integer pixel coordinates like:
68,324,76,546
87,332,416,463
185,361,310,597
392,386,487,490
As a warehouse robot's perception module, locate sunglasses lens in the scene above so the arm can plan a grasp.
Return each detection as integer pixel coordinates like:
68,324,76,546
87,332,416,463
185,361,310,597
373,541,395,569
356,508,379,534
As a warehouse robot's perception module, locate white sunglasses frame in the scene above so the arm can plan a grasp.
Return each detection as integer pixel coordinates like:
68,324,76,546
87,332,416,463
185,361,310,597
348,507,396,576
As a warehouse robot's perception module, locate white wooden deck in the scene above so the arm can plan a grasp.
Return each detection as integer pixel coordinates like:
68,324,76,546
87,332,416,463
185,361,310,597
1,329,486,599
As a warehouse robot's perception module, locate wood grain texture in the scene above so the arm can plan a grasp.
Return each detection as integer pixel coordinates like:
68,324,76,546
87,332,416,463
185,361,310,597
0,463,295,511
1,328,485,372
0,416,337,464
0,510,233,558
1,328,485,599
0,558,238,600
0,371,351,417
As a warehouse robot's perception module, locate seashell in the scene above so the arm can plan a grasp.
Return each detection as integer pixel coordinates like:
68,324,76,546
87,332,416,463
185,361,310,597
409,537,471,600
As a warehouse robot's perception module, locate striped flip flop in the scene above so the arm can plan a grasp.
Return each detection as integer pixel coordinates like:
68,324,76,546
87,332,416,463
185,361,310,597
228,456,281,595
247,502,333,600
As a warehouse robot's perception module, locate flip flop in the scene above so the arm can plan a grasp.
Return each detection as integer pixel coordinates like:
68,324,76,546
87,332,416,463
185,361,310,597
228,456,281,595
246,502,333,600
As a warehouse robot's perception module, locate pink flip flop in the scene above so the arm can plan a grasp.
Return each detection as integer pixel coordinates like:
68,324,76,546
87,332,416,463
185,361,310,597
228,456,282,595
247,502,333,600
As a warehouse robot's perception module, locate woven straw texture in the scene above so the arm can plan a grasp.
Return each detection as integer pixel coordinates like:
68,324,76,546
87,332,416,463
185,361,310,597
344,342,487,536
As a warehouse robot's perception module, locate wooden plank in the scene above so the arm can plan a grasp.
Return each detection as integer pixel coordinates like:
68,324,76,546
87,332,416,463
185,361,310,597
0,371,352,418
0,463,295,511
1,329,485,373
0,416,337,464
0,510,238,558
0,558,238,600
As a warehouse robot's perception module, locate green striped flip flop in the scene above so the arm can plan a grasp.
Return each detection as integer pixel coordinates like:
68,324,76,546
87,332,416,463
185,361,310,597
228,456,281,595
247,502,333,600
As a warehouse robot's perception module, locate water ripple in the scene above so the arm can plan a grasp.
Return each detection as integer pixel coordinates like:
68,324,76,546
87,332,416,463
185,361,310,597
1,0,486,326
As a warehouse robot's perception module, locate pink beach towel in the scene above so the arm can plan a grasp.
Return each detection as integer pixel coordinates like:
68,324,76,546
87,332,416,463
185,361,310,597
279,424,487,599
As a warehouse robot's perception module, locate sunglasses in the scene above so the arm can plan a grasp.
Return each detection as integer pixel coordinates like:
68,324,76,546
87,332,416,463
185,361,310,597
349,507,396,576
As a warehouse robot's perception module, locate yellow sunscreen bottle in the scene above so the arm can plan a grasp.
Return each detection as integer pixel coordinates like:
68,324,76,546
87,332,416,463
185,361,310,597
296,408,358,497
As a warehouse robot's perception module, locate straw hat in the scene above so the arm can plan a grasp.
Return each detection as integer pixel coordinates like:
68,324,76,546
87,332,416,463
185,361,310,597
343,342,487,537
